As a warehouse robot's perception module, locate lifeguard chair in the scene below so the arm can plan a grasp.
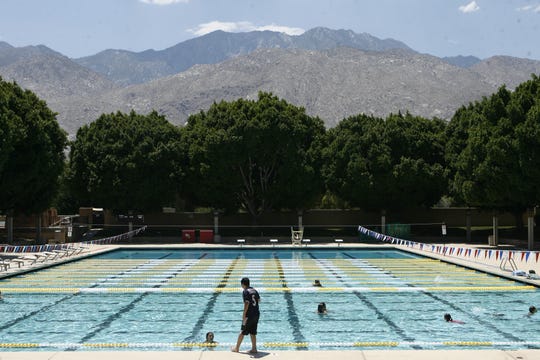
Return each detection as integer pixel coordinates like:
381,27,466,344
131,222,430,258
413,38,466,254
291,227,303,246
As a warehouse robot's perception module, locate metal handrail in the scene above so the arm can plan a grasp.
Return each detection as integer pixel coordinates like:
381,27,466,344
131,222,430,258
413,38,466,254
499,256,517,272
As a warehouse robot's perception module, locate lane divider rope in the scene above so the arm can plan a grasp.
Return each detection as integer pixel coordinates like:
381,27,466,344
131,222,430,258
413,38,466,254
0,285,535,293
1,341,539,348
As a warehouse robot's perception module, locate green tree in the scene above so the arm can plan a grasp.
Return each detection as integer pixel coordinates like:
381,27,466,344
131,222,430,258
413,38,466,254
182,92,326,221
0,77,67,215
447,75,540,213
67,110,184,212
323,112,448,212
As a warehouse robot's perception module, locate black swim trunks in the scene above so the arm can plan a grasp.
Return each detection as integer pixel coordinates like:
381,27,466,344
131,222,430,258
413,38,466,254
241,315,259,335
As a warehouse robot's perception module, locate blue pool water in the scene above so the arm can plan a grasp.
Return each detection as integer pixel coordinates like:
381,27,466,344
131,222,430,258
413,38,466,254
0,248,539,351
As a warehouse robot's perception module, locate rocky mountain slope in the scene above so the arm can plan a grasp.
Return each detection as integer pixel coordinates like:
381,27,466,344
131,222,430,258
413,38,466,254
470,56,540,88
74,27,413,85
55,47,514,132
442,55,481,68
1,29,540,137
0,42,116,96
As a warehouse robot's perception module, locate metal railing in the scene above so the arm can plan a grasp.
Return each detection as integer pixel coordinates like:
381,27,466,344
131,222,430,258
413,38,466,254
499,256,517,272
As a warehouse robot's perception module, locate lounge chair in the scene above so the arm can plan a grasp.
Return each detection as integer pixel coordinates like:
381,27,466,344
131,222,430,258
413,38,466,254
35,253,53,262
17,252,50,265
10,258,26,268
17,255,39,265
71,245,90,255
53,249,70,257
0,256,27,269
0,258,10,271
41,251,60,260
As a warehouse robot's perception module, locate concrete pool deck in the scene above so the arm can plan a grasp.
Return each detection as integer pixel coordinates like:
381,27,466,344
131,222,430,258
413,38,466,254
0,349,539,360
1,241,540,359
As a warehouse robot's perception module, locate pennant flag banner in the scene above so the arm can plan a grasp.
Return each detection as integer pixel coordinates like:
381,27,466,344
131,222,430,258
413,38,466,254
357,225,540,265
0,226,147,253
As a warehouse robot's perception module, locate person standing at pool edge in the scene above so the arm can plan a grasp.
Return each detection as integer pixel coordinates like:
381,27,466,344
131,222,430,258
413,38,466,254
232,277,260,353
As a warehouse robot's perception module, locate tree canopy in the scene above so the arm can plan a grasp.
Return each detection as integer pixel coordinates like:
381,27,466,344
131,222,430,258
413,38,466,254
67,110,184,212
323,112,448,212
446,74,540,212
0,77,67,215
46,74,540,219
182,92,326,221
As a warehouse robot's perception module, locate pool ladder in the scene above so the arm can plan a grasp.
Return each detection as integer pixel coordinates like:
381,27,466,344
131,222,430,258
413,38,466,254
499,256,517,272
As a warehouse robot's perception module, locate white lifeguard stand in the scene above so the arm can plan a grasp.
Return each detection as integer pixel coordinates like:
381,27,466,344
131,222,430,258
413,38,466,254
291,227,303,246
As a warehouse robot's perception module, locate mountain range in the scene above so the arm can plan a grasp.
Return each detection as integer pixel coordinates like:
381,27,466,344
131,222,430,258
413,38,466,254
75,27,414,86
1,27,539,136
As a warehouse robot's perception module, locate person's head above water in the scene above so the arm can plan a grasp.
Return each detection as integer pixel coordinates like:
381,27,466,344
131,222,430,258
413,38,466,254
317,302,327,314
444,313,452,322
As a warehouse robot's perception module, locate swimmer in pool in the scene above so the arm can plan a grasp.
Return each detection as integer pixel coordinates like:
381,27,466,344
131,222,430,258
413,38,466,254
205,331,216,343
317,302,327,314
444,313,464,324
204,331,217,348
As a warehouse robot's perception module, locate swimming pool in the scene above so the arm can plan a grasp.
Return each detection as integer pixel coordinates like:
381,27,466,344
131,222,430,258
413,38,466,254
0,248,538,351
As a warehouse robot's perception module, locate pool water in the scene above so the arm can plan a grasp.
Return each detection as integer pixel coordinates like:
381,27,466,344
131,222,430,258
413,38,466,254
0,248,538,351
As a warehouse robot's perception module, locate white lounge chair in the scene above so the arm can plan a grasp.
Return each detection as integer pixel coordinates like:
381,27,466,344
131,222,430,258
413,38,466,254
18,253,50,265
17,255,39,265
63,244,88,256
41,251,60,260
53,249,70,257
0,258,10,271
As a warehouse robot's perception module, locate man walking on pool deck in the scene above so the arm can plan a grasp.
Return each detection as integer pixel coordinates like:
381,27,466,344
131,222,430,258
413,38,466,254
232,277,260,353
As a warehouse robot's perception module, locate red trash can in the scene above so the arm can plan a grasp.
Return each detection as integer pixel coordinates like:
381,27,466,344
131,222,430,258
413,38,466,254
199,230,214,243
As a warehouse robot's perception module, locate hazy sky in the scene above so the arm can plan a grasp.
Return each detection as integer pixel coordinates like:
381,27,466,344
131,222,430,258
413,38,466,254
0,0,539,60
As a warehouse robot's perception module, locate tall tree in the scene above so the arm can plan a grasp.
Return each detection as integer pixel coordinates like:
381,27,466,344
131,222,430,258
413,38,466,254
182,92,326,221
447,75,540,212
0,77,67,215
323,112,448,212
67,110,184,212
